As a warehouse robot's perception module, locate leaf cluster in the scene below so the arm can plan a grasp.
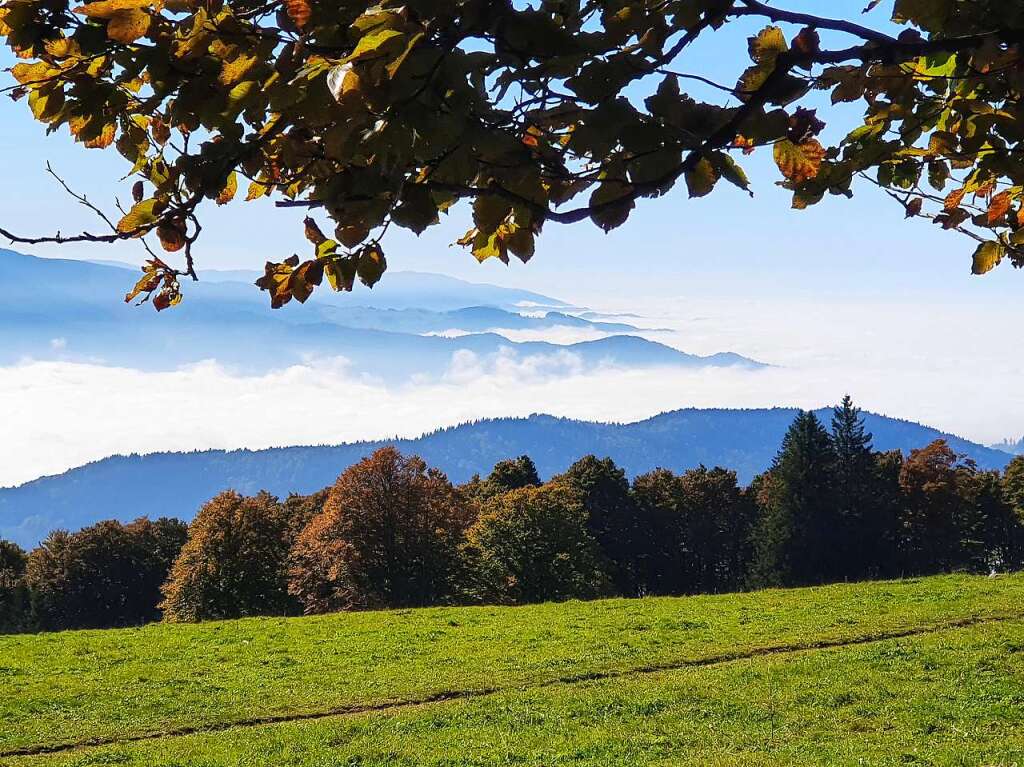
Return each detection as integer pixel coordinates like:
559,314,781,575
4,0,1024,307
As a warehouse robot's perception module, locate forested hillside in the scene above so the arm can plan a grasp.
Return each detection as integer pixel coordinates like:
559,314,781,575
1,408,1011,547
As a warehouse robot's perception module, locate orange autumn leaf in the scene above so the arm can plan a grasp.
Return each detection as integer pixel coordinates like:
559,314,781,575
987,190,1013,224
773,138,826,184
285,0,312,30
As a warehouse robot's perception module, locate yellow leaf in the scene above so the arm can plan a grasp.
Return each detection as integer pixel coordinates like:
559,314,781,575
74,0,153,19
971,241,1004,275
29,88,63,121
84,122,117,149
748,26,788,65
346,29,406,64
246,180,270,201
106,8,151,43
117,198,164,234
216,172,238,205
219,53,257,86
11,61,57,86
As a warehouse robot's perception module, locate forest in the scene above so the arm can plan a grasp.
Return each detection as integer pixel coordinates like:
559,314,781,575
3,397,1023,633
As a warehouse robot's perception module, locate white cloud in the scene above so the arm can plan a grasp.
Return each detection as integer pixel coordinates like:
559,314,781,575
3,338,1023,488
49,337,67,351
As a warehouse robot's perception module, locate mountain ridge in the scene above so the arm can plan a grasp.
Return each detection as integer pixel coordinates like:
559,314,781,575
1,407,1011,548
0,249,758,376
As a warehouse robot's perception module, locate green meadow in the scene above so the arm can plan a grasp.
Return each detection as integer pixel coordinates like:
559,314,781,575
3,574,1024,766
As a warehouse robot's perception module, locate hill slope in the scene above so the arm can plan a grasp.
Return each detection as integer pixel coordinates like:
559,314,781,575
2,574,1023,765
0,408,1011,546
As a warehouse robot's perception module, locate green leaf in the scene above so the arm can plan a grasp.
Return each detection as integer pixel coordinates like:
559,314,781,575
392,185,440,235
748,26,788,65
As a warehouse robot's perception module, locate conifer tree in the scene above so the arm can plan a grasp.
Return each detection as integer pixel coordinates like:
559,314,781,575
750,411,837,588
830,395,888,579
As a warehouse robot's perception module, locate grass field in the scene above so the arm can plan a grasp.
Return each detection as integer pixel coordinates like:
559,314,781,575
2,574,1024,766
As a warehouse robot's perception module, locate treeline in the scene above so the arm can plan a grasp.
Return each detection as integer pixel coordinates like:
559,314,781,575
3,398,1024,633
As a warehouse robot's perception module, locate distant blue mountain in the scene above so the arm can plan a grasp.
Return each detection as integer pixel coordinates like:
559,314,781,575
0,250,755,376
310,305,643,334
0,408,1011,548
86,260,571,311
992,438,1024,456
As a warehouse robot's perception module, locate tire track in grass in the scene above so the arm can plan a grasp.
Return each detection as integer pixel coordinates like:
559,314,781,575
4,612,1022,759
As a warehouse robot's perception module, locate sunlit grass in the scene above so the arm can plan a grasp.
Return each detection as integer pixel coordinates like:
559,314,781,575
2,574,1023,765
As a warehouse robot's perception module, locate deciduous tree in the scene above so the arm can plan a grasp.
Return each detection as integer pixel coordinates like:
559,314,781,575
161,491,297,622
463,482,611,604
897,440,975,574
3,1,1023,311
27,517,187,630
288,447,475,613
556,455,641,594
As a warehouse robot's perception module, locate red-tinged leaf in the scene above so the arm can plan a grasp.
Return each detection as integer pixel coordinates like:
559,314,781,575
125,272,160,303
157,221,186,253
733,135,757,155
773,138,826,184
304,217,327,245
787,108,825,142
792,27,820,56
906,197,923,218
285,0,311,30
944,187,967,211
987,190,1013,224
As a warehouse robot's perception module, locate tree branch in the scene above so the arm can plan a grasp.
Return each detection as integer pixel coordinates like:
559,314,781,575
733,0,897,44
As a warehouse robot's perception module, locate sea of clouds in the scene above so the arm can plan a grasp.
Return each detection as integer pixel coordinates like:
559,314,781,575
3,292,1022,488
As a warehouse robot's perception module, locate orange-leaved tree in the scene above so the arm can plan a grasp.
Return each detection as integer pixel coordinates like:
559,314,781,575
288,447,475,613
161,490,300,622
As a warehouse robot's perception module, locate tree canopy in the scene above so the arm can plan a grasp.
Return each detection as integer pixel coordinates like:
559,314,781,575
2,0,1023,309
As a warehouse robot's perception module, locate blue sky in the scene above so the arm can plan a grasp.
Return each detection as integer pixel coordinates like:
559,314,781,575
1,2,1022,483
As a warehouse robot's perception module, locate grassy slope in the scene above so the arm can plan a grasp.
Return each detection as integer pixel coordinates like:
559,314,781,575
2,574,1024,765
11,621,1024,767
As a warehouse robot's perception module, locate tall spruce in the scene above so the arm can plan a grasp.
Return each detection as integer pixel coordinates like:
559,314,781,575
750,411,837,587
830,396,889,579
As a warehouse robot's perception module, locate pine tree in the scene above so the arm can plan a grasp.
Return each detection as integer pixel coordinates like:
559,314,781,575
750,411,837,587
